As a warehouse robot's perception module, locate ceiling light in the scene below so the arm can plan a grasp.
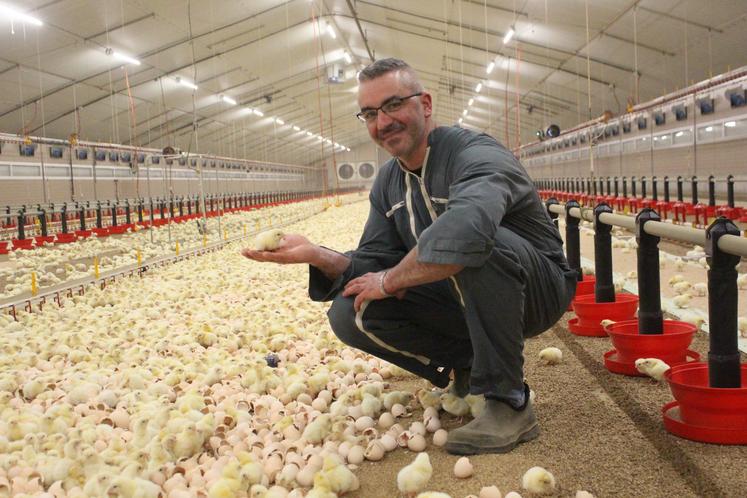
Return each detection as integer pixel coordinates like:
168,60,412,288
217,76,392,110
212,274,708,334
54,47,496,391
503,26,515,44
462,110,468,116
109,50,141,66
293,125,301,131
468,98,474,106
675,131,684,137
475,82,482,93
0,4,43,26
275,118,285,125
221,95,237,105
486,61,495,74
705,126,713,132
175,76,197,90
306,131,313,136
724,121,737,127
253,109,264,117
458,118,463,124
326,23,336,39
346,147,351,151
344,52,352,64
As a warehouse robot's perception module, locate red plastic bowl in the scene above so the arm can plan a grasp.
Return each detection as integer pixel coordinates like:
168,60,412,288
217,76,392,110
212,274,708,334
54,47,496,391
571,293,639,329
606,319,696,364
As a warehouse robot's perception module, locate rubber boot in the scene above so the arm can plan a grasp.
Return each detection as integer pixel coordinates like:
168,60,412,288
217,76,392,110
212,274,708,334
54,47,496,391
444,386,538,455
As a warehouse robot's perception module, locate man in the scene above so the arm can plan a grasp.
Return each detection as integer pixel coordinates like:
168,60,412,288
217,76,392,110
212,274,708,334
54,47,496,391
242,58,576,455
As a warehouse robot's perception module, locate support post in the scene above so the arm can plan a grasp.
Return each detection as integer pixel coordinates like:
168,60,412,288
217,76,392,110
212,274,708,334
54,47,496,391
636,208,663,334
565,200,582,282
593,203,616,303
705,217,741,388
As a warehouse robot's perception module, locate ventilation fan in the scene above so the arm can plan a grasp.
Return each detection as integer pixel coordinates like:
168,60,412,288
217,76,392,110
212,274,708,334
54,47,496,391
337,162,356,181
357,162,376,180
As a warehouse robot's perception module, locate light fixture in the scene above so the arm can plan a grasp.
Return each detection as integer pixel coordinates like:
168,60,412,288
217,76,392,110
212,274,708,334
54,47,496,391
346,147,351,151
486,61,495,74
293,125,301,131
326,23,336,39
462,110,468,116
503,26,515,44
458,118,463,124
275,118,285,125
306,131,313,136
0,4,43,26
221,95,237,105
724,121,737,128
344,52,352,64
475,82,482,93
175,76,198,90
675,131,684,137
468,98,474,106
108,49,141,66
253,109,264,117
705,126,713,132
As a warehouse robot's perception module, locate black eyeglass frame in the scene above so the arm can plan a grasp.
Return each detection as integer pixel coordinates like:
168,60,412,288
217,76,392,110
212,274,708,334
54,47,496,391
356,92,423,123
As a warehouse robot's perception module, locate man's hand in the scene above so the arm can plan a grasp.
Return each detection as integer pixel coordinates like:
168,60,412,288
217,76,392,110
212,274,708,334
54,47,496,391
241,233,317,265
343,271,406,312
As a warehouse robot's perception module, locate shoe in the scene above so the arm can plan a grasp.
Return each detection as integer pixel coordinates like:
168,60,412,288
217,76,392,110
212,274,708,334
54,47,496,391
444,392,539,455
448,367,471,398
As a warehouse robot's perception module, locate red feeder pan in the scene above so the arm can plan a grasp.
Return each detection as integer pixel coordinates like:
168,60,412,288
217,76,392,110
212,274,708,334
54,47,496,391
603,319,700,376
12,239,35,250
54,233,77,244
568,276,596,311
663,363,747,444
34,235,56,246
74,230,92,239
91,227,110,237
108,225,128,235
569,293,639,337
0,241,8,254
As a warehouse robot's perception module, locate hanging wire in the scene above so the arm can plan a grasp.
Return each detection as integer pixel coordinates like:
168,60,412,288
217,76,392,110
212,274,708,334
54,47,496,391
441,0,452,125
457,0,465,121
35,29,49,203
483,0,492,134
309,2,331,200
632,5,639,104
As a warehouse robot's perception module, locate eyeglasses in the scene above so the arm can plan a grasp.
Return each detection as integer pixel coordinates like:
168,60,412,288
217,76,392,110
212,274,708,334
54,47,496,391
356,92,423,123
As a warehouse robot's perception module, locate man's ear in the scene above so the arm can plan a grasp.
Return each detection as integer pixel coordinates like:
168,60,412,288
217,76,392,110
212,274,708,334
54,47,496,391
421,92,433,119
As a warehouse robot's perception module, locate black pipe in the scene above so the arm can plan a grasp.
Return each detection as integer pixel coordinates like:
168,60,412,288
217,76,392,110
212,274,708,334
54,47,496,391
652,176,658,201
708,175,716,207
676,176,684,202
614,177,619,197
169,198,175,219
606,177,611,196
587,178,592,195
4,206,9,228
636,208,663,334
545,197,559,230
125,200,131,225
137,199,144,223
79,204,86,231
38,209,48,237
61,205,68,234
705,217,742,388
593,203,616,303
187,198,192,215
159,200,166,220
727,175,735,208
691,176,699,205
17,210,25,240
110,201,118,227
149,199,154,224
641,176,647,199
622,177,628,198
565,200,582,282
95,202,103,229
631,176,637,198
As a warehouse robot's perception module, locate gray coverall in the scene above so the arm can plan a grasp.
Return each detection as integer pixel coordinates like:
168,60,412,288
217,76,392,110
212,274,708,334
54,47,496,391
309,126,576,400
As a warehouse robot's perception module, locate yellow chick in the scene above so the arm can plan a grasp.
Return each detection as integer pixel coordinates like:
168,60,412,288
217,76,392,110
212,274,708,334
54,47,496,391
397,453,433,498
252,229,285,251
635,358,670,382
416,389,442,411
538,347,563,365
316,455,359,495
522,466,556,495
440,392,470,418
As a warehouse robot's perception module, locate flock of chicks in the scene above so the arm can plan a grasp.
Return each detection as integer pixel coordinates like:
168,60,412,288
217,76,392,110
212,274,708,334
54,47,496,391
0,196,598,498
0,198,327,301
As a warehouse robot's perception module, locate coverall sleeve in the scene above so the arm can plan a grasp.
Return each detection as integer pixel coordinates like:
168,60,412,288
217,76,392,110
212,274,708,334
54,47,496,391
308,191,408,301
417,143,534,267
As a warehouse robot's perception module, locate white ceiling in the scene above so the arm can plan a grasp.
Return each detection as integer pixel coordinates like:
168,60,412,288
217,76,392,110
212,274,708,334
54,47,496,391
0,0,745,166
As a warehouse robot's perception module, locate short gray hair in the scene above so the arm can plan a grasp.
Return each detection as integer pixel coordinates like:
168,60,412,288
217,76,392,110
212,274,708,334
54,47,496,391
358,58,423,92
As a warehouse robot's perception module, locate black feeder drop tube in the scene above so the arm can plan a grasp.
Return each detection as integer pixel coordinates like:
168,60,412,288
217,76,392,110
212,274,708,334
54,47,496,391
664,176,670,203
614,177,619,197
705,217,742,388
691,176,699,205
708,176,716,207
545,197,559,230
593,203,616,303
636,208,663,334
61,205,68,234
111,202,118,227
652,176,658,201
727,175,735,208
565,200,582,282
677,176,684,202
39,209,48,237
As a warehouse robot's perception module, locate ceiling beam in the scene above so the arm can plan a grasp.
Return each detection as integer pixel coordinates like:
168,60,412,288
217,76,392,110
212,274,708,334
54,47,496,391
345,0,375,62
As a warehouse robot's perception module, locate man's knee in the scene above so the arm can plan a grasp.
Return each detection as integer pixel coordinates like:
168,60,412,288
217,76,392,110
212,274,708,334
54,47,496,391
327,295,361,347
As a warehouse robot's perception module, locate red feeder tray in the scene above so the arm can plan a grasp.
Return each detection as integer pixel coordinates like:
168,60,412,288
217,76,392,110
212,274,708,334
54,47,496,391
34,235,56,246
74,230,92,239
55,233,77,244
91,227,110,237
12,239,35,250
663,363,747,444
0,241,8,254
107,225,128,235
603,319,700,376
569,293,639,337
568,276,596,311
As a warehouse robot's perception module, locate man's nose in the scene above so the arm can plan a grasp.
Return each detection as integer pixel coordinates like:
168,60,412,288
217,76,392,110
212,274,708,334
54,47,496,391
376,110,394,129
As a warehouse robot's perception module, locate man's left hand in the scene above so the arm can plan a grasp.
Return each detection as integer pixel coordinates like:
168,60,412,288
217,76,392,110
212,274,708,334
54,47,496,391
343,271,406,312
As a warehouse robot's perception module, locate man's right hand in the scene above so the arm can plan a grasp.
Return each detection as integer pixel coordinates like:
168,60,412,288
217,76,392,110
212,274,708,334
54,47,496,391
241,233,318,265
